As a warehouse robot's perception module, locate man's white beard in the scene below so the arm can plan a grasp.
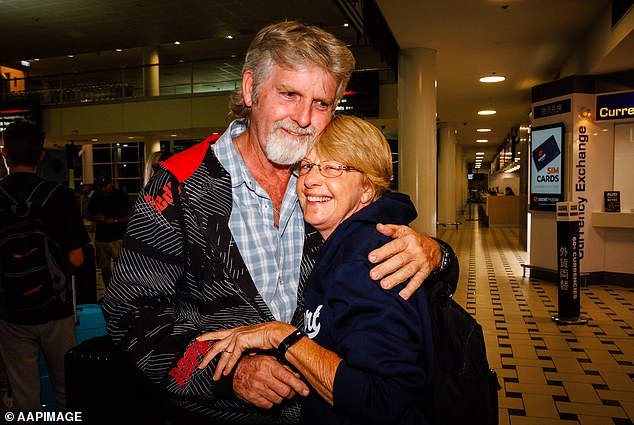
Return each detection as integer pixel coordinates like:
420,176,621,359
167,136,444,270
265,120,315,165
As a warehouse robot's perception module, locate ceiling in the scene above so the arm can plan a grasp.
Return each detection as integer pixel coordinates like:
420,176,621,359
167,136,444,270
2,0,632,168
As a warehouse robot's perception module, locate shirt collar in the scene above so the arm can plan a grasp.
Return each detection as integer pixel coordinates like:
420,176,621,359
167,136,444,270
213,120,251,189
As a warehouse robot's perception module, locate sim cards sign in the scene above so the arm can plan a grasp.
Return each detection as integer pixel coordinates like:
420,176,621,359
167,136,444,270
530,123,565,211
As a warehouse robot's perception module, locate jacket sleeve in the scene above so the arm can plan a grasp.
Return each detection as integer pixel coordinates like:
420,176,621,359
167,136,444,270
101,170,234,400
328,250,432,424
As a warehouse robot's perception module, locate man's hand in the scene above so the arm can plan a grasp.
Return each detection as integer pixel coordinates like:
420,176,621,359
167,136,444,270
368,223,441,300
233,354,309,409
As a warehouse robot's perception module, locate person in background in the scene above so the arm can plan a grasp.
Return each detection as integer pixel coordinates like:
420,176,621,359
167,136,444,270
87,174,131,288
102,20,455,424
143,150,174,186
504,186,515,196
0,119,89,411
198,114,455,425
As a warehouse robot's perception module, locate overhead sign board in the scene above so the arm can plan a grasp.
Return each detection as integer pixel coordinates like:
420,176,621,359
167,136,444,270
533,99,571,119
596,91,634,121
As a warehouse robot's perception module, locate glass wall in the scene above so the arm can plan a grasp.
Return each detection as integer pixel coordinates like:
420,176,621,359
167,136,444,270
614,123,634,211
92,142,144,197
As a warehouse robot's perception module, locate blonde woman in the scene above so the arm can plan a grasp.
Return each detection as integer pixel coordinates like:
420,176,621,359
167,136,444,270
198,115,457,425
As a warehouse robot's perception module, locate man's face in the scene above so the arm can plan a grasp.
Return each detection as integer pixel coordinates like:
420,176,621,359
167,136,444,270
244,64,338,165
98,182,114,195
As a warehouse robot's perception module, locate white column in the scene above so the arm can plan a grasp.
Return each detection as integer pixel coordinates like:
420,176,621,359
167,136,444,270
455,145,465,215
397,48,437,236
81,145,94,184
143,47,160,97
144,136,161,160
438,122,457,225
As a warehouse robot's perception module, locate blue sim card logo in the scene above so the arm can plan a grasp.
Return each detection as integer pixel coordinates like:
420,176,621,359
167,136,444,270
532,135,561,172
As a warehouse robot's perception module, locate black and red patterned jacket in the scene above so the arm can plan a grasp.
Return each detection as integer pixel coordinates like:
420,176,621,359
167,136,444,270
101,133,322,424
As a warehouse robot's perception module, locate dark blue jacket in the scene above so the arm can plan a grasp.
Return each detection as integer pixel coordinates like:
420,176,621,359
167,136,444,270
302,192,433,425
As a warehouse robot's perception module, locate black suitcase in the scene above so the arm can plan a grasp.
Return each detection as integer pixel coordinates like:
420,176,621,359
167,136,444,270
65,335,170,424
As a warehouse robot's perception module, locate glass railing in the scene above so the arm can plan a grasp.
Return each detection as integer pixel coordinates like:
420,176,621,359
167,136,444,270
1,58,243,105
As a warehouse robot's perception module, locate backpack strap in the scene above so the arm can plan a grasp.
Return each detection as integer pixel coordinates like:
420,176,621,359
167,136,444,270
0,184,18,212
30,180,62,208
0,180,61,218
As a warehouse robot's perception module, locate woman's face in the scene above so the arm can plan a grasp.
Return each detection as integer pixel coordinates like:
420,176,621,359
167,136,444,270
296,150,372,240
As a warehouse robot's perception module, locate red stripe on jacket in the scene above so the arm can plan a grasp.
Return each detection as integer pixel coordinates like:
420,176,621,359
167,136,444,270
160,134,221,183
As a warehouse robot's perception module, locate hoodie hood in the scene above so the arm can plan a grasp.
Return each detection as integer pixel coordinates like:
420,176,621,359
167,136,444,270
319,191,417,260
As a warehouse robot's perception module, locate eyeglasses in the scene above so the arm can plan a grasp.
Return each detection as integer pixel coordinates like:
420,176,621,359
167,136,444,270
292,159,358,178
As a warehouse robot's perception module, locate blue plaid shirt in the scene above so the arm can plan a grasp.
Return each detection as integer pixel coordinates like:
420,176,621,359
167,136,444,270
213,120,305,323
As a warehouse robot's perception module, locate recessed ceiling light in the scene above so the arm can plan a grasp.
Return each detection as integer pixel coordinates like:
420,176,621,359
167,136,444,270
479,75,506,83
476,139,489,143
343,23,349,27
477,128,491,132
226,35,233,39
171,134,177,137
476,152,485,155
478,110,496,115
67,54,75,58
174,41,181,45
115,48,123,52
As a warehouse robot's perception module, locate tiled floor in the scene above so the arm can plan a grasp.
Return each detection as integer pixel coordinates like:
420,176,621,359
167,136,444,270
438,217,634,425
2,213,632,424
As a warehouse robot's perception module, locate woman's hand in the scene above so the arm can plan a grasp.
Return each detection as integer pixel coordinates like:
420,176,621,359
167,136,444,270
368,224,441,300
197,322,295,381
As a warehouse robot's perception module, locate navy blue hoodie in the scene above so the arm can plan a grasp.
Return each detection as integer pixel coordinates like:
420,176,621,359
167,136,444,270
301,192,433,425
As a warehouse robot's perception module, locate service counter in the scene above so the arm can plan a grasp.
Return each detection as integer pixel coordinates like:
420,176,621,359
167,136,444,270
591,212,634,229
485,195,521,227
589,212,634,282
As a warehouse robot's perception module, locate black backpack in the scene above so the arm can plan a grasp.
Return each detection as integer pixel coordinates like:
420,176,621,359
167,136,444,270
424,276,501,425
0,180,70,322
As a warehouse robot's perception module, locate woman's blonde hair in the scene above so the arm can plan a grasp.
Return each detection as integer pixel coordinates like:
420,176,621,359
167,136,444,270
143,150,173,185
229,20,355,123
311,114,392,201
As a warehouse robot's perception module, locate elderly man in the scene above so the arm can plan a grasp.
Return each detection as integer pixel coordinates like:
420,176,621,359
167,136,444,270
102,20,456,424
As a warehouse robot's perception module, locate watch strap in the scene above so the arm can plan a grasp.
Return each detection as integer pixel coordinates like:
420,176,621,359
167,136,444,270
276,328,307,361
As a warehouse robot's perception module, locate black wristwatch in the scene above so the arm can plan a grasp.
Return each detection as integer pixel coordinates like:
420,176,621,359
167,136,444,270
276,328,307,362
433,238,452,274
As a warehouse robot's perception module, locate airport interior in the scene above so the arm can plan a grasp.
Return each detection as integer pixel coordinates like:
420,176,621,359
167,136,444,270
1,0,634,424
